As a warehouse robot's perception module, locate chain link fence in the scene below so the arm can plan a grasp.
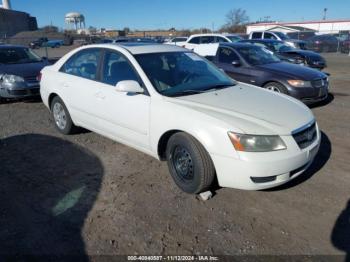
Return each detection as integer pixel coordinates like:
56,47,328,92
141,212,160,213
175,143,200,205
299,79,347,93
0,35,106,63
1,30,349,63
285,30,350,54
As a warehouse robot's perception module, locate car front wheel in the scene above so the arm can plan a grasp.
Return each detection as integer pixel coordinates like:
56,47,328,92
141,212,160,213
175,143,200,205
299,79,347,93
51,96,77,135
264,82,288,94
166,132,216,194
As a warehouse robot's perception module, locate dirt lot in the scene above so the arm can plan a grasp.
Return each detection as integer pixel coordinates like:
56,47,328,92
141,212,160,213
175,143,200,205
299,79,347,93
0,53,349,260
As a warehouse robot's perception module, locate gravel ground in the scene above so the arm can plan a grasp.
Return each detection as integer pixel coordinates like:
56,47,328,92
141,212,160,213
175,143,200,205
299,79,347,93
0,53,349,260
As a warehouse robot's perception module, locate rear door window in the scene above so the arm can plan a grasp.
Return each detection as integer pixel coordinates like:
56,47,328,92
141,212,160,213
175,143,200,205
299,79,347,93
251,32,263,39
200,36,215,44
188,37,200,44
60,49,101,80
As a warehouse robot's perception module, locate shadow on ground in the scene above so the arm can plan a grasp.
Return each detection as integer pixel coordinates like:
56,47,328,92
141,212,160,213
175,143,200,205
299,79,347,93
266,131,332,191
332,200,350,262
0,134,103,260
0,96,42,105
309,93,334,109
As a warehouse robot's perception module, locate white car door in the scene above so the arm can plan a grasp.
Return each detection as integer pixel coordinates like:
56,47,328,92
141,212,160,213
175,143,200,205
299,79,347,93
94,50,151,150
58,48,103,129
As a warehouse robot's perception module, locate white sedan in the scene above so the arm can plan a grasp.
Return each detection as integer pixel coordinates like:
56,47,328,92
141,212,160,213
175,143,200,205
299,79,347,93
40,43,321,194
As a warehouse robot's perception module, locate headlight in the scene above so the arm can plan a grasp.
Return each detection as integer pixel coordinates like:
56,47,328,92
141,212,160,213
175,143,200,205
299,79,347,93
228,132,287,152
287,80,311,87
1,74,25,84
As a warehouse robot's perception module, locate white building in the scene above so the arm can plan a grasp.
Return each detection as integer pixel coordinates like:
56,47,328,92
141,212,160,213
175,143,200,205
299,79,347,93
246,19,350,34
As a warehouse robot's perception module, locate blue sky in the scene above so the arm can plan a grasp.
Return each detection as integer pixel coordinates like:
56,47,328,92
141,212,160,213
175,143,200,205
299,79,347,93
11,0,350,30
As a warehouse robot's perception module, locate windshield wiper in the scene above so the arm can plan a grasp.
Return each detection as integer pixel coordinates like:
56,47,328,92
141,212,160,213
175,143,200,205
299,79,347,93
167,90,206,97
202,84,234,92
167,84,234,97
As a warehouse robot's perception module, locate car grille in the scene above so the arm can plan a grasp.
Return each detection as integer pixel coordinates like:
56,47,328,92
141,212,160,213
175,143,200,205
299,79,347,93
8,88,40,96
292,122,317,149
311,77,328,88
24,76,38,82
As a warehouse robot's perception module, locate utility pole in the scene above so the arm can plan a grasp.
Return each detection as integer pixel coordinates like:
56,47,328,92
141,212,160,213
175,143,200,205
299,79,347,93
323,8,328,20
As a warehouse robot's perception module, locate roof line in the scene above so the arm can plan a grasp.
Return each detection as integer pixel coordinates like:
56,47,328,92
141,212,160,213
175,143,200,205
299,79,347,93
248,19,350,26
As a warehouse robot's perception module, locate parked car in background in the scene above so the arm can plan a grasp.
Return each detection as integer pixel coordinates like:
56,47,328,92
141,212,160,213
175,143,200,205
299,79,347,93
194,43,329,104
0,45,49,101
306,34,339,52
184,33,242,50
164,37,188,46
29,38,63,49
113,37,157,43
240,39,327,70
248,31,307,49
287,31,316,41
42,39,64,48
340,35,350,53
40,43,321,193
29,37,48,49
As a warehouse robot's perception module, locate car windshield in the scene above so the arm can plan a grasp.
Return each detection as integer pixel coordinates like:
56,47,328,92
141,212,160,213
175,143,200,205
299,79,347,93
272,42,294,52
274,32,290,40
236,45,281,65
135,52,236,97
0,47,42,64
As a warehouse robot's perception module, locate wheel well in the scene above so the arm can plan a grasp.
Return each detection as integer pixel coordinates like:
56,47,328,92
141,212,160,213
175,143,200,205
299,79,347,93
158,130,182,160
262,81,282,88
48,93,58,110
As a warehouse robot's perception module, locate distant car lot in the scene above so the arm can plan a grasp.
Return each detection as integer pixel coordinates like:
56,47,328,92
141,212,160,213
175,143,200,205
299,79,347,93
0,48,349,257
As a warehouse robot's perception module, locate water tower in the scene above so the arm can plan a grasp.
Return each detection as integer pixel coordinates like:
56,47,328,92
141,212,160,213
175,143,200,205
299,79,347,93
1,0,12,9
65,12,85,30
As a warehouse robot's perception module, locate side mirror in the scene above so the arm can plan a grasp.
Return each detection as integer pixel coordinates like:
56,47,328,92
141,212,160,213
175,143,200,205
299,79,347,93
42,56,48,60
232,60,241,67
115,80,144,94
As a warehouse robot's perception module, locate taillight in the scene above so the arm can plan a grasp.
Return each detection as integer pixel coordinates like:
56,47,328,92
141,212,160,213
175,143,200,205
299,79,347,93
37,72,42,82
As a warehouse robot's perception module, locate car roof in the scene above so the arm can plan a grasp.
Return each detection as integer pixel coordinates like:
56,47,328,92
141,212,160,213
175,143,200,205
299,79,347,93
90,43,187,55
242,39,283,43
189,33,229,38
219,42,257,48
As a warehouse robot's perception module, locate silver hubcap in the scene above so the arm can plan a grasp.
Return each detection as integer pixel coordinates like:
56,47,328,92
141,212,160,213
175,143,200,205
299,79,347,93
53,102,67,130
266,86,281,93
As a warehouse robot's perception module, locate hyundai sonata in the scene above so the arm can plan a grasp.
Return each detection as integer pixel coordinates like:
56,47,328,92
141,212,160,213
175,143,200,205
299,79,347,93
40,43,321,194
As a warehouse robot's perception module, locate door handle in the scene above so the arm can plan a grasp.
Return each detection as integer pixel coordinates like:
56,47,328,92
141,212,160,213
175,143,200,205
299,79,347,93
94,91,105,99
61,82,69,88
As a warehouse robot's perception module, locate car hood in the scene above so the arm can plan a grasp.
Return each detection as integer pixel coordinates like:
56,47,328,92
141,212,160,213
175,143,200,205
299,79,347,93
256,62,327,80
166,84,314,135
0,61,48,78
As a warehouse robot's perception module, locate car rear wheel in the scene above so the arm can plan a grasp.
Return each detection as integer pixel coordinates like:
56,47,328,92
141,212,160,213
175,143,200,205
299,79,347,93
166,132,216,194
264,82,288,94
51,96,77,135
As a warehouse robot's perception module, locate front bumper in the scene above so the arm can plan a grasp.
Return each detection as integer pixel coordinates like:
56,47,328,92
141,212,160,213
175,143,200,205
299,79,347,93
210,127,321,190
286,83,329,105
0,85,40,98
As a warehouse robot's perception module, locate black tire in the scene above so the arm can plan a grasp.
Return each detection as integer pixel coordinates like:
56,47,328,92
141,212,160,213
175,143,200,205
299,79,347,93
50,96,78,135
264,82,288,94
166,132,216,194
